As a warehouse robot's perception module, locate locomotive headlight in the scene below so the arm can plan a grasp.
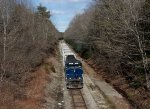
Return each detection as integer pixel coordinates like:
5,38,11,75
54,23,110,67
69,78,71,79
69,63,73,65
78,77,81,79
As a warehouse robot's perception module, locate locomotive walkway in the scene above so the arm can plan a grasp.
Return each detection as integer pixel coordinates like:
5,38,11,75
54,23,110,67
59,41,132,109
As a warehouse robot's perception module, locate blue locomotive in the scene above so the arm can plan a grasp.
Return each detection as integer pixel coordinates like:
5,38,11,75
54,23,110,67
65,55,83,89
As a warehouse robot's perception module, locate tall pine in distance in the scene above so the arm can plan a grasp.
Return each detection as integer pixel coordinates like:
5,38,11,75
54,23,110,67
36,4,51,19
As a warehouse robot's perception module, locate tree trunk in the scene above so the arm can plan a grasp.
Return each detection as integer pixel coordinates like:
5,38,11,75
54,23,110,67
1,18,7,81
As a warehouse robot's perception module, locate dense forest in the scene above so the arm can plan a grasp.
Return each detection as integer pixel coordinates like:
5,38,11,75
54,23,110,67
0,0,60,108
64,0,150,108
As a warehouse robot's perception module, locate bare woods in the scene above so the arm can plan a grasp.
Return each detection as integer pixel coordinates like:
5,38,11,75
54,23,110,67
0,0,59,108
65,0,150,108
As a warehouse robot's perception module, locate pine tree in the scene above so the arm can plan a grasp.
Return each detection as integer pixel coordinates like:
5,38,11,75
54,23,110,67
36,4,51,19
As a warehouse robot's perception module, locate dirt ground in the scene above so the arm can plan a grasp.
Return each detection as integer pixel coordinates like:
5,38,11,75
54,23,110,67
81,62,132,109
14,56,63,109
86,60,150,109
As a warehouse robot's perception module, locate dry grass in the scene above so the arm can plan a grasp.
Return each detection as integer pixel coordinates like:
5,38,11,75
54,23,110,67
0,57,58,109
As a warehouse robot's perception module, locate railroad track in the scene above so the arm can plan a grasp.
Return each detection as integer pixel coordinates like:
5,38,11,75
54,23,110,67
69,89,87,109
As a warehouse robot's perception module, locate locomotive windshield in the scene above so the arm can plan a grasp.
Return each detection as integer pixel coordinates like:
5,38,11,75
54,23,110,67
66,62,82,67
65,55,82,68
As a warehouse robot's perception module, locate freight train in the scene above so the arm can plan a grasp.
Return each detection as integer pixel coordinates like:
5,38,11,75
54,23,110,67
60,41,83,89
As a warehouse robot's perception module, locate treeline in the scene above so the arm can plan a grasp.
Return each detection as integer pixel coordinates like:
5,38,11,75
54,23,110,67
65,0,150,90
0,0,59,108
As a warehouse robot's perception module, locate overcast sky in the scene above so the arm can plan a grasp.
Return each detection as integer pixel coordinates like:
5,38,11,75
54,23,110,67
32,0,92,32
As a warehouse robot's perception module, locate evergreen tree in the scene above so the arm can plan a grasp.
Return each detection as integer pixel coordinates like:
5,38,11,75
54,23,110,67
36,4,51,19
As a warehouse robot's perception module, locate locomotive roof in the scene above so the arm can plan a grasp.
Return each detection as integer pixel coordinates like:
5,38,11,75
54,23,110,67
66,55,75,59
65,55,81,64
